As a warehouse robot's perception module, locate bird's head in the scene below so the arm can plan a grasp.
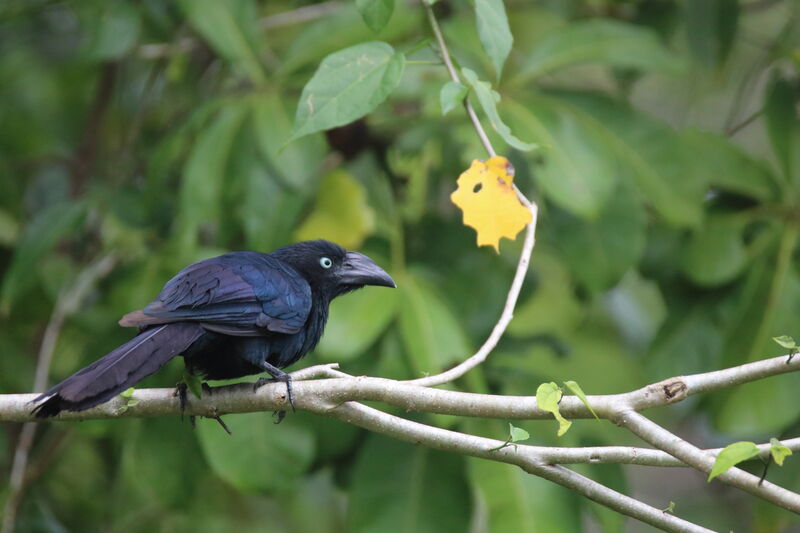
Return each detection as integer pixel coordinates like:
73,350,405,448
273,240,396,298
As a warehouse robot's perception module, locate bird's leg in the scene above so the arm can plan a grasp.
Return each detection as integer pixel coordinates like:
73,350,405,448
254,361,295,415
173,382,189,420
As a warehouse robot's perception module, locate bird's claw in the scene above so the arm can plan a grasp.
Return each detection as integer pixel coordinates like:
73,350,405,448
174,382,188,419
254,373,295,422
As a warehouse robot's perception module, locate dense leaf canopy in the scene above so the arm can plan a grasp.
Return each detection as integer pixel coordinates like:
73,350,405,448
1,1,799,531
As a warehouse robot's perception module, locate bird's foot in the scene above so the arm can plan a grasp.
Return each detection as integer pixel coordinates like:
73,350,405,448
254,367,295,422
174,382,188,420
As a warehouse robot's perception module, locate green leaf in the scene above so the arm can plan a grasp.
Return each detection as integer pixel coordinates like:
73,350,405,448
474,0,513,79
461,68,537,152
288,42,405,144
685,0,739,67
398,272,471,375
680,215,748,287
178,0,266,83
279,8,416,75
509,423,530,443
121,418,207,507
563,380,598,419
251,92,326,191
294,170,375,249
769,438,792,466
79,0,141,61
646,301,723,380
549,182,645,292
196,413,315,493
317,283,399,361
1,201,86,311
554,93,705,227
175,104,248,253
536,382,572,436
764,74,800,187
117,388,138,413
772,335,797,350
346,434,470,533
466,422,582,533
515,19,682,82
680,130,779,201
714,231,800,435
508,250,583,337
708,441,759,481
229,129,309,253
439,81,467,116
356,0,394,33
0,208,19,246
504,96,618,218
182,370,203,400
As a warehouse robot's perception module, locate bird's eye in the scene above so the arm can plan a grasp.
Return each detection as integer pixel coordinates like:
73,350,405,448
320,257,333,269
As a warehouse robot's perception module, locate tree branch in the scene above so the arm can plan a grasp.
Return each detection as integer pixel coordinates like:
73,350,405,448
617,410,800,512
5,354,799,422
6,353,800,528
319,401,714,533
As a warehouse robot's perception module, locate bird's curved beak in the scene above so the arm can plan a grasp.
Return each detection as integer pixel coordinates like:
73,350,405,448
341,252,396,288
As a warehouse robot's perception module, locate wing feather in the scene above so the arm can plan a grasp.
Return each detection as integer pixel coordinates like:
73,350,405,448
120,252,311,335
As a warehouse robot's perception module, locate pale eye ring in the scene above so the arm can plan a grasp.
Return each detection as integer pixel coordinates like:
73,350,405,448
320,257,333,269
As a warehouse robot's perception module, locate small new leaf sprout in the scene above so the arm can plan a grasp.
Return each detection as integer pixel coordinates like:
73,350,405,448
509,423,530,443
488,423,530,452
183,369,203,400
536,382,572,436
708,441,760,482
563,380,599,420
117,387,138,414
769,437,793,466
772,335,797,350
662,501,676,514
772,335,798,362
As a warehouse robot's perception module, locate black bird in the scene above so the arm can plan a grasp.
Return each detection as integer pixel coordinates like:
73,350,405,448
33,240,395,418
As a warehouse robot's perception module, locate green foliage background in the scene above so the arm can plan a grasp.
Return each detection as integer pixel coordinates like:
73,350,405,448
1,0,800,531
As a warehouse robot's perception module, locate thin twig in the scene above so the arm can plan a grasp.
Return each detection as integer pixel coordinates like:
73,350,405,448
407,214,536,387
726,107,763,136
536,437,800,467
411,1,538,387
2,254,116,533
617,410,800,512
319,402,715,532
423,3,496,158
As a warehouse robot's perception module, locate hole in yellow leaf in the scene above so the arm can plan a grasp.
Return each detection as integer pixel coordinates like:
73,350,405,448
450,156,532,252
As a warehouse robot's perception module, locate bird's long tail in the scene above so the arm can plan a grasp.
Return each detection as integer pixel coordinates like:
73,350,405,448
33,322,204,418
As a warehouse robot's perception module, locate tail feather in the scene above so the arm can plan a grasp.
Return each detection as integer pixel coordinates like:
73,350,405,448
33,322,204,418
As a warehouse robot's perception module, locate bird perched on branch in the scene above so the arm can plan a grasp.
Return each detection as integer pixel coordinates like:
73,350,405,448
33,240,395,418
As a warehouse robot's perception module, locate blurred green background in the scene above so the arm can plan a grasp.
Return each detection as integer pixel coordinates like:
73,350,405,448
1,0,800,531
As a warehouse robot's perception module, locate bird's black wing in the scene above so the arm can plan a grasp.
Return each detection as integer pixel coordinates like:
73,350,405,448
119,252,311,335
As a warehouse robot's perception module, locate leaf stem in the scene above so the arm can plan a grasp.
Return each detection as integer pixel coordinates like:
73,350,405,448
423,3,496,158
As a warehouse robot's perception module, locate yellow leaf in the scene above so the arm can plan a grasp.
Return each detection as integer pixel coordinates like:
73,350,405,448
450,156,531,252
295,170,375,249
